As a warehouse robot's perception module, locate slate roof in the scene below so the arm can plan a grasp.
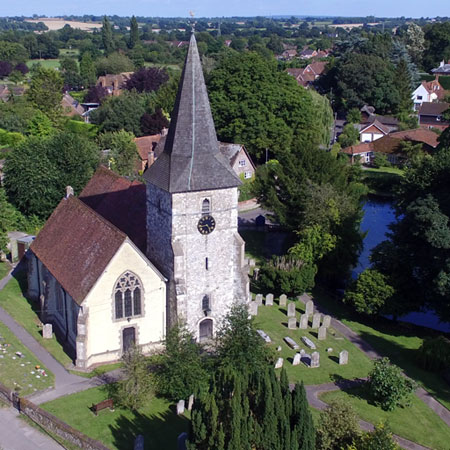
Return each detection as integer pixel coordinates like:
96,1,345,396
418,102,449,116
30,195,127,305
79,166,147,253
431,62,450,75
360,119,390,135
144,33,240,193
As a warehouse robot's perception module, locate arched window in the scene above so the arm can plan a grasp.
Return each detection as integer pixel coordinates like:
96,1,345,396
202,198,210,215
114,272,143,319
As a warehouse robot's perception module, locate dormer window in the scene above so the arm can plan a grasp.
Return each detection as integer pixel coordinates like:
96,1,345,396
202,198,210,215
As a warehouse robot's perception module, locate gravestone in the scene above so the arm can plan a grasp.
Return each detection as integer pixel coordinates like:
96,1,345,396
255,294,263,305
265,293,274,306
277,346,282,352
301,336,316,350
177,400,185,415
322,315,331,328
253,267,260,280
318,326,327,341
134,435,144,450
249,259,256,267
299,314,308,329
43,324,53,339
312,313,321,329
249,302,258,316
339,350,349,365
299,293,312,304
288,317,297,329
311,351,320,368
188,394,194,411
292,353,301,366
279,294,287,307
305,300,314,316
287,302,296,317
284,336,300,350
177,432,187,450
275,358,284,369
257,329,272,343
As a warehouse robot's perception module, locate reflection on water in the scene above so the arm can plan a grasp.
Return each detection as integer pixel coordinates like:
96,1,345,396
356,198,450,333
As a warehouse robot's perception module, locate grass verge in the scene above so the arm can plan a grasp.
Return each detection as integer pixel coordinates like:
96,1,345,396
0,262,11,279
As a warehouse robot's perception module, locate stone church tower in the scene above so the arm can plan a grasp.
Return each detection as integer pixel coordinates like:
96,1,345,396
144,33,249,340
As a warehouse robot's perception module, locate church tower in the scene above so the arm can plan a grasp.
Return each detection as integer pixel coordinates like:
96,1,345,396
144,33,249,340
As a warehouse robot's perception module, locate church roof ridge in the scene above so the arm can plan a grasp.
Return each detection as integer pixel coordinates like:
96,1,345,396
144,32,240,193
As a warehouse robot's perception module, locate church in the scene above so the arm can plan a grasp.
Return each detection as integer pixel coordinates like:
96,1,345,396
26,33,250,369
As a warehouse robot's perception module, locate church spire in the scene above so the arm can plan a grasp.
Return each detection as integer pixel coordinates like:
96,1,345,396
144,33,240,193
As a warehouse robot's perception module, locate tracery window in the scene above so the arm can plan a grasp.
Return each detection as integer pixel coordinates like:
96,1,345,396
114,272,143,319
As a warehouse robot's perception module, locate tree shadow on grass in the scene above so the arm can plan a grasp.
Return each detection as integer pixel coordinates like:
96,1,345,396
109,407,189,450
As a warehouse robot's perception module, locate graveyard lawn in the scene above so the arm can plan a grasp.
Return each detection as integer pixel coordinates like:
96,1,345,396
253,300,373,385
0,273,73,367
0,321,54,396
320,386,450,450
0,262,11,279
41,386,189,450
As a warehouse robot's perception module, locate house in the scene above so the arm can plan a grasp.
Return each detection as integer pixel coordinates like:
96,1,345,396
133,130,167,173
96,72,133,96
285,61,326,88
359,119,390,142
431,60,450,77
27,33,249,369
0,84,25,102
412,80,445,111
300,48,318,59
418,102,449,131
279,49,297,60
341,142,373,164
80,102,100,123
218,143,256,179
359,105,399,133
61,93,85,117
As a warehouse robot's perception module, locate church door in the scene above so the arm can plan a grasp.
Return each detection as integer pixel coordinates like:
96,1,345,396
122,327,136,353
199,319,213,342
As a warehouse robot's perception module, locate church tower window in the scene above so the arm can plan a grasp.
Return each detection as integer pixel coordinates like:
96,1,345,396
202,198,210,215
114,272,143,320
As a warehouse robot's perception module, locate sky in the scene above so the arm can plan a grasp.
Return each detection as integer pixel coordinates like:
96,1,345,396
2,0,449,19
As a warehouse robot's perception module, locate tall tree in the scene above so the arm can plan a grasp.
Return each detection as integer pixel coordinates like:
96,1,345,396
404,23,425,67
129,16,140,49
79,52,97,87
394,59,413,113
101,16,114,55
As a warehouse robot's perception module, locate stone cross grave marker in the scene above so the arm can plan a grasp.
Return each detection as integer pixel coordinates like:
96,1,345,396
312,312,321,329
188,394,194,411
322,315,331,328
299,314,308,329
305,300,314,316
288,317,297,329
279,294,287,307
287,302,296,317
292,353,301,366
311,351,320,368
275,357,284,369
318,326,327,340
257,329,271,343
301,336,316,350
284,336,300,350
43,324,53,339
265,293,274,306
249,302,258,316
177,400,185,415
339,350,349,365
255,294,263,305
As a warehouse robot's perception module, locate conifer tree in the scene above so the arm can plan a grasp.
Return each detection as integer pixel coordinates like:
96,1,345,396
394,59,413,114
101,16,114,55
129,16,139,49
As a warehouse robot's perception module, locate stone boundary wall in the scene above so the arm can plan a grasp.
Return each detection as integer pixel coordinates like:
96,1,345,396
0,382,109,450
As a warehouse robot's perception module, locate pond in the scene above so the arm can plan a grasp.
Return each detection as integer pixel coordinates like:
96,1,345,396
355,197,450,333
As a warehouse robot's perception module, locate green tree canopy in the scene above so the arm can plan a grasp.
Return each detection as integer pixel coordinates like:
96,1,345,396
96,52,134,76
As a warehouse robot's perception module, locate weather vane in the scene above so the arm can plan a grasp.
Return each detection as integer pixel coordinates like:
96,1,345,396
189,10,196,32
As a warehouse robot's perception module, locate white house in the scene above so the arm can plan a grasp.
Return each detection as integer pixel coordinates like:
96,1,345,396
412,80,445,111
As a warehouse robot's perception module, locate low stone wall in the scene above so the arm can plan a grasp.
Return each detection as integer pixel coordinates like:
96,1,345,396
0,382,14,405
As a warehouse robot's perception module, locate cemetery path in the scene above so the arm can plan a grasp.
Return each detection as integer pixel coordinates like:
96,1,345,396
298,295,450,427
304,380,431,450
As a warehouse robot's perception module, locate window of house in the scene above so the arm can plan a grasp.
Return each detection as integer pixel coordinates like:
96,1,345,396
114,272,143,319
417,95,423,100
244,171,252,179
202,198,210,215
238,160,246,166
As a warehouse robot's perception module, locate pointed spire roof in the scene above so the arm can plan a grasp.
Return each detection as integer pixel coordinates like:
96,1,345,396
144,33,240,193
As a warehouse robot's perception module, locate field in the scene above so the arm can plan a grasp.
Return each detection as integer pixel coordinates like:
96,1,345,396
26,59,60,70
24,18,102,32
42,387,189,450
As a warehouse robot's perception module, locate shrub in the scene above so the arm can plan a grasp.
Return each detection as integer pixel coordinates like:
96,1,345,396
372,152,390,168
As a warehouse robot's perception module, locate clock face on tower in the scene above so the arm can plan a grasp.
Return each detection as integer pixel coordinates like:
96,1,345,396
197,215,216,235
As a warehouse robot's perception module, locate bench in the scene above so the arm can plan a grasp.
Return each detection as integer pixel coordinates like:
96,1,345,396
91,398,114,416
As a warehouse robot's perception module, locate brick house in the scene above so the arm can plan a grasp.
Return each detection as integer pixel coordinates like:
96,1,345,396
418,102,450,131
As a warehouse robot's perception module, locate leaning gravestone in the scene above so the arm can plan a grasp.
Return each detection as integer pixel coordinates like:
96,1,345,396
249,302,258,316
288,317,297,329
255,294,263,305
275,357,284,369
339,350,349,365
305,300,314,316
257,329,272,343
177,400,185,415
292,353,301,366
299,314,308,329
188,394,194,411
318,326,327,340
279,294,287,307
134,435,144,450
301,336,316,350
265,293,274,306
284,336,300,350
312,313,321,329
43,324,53,339
322,315,331,328
311,351,320,368
287,302,296,317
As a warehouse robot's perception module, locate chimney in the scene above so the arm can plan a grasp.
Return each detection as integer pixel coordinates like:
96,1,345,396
65,186,74,198
147,151,155,167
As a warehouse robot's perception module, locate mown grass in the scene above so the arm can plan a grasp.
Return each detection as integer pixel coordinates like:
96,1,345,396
362,166,404,196
320,386,450,450
253,299,373,385
26,59,60,70
0,262,11,280
42,386,189,450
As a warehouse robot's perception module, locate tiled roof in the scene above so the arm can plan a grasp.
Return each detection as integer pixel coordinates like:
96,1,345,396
419,102,449,116
134,135,161,160
30,195,127,305
388,129,439,148
360,119,390,135
341,142,373,155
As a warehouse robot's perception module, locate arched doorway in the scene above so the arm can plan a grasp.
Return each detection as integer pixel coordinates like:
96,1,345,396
199,319,213,342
